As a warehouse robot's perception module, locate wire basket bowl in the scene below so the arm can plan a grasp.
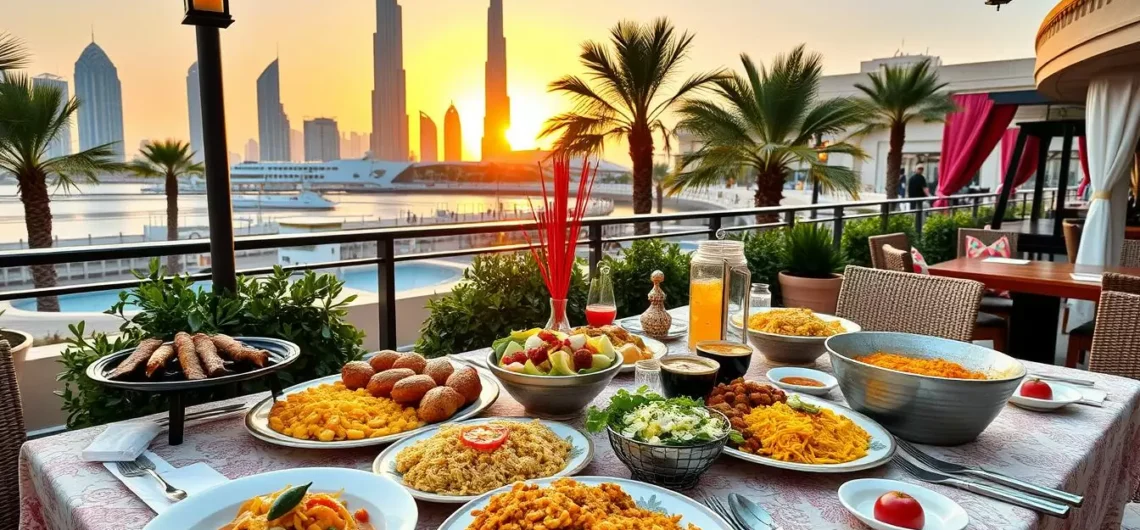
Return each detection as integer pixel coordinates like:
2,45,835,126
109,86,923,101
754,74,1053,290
606,410,729,490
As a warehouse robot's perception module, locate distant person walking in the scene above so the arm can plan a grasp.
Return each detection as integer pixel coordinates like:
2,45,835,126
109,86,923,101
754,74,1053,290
907,165,931,202
896,169,907,198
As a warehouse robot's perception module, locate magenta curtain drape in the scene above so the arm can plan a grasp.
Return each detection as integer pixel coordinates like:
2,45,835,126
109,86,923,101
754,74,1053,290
935,93,1018,206
998,127,1041,190
1077,135,1091,197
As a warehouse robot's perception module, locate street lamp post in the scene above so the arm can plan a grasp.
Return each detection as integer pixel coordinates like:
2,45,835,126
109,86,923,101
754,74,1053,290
811,137,829,219
183,0,236,294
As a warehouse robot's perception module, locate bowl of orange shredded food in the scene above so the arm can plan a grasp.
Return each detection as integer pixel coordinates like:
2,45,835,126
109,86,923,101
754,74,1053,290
825,332,1025,446
730,308,860,365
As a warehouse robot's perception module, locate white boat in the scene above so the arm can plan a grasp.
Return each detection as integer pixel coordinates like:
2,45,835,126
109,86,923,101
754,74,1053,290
232,190,336,210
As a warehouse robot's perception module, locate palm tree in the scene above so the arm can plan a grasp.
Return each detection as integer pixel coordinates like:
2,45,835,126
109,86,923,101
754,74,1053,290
128,140,202,273
0,74,123,311
667,46,868,220
652,162,670,213
541,18,723,234
854,58,956,198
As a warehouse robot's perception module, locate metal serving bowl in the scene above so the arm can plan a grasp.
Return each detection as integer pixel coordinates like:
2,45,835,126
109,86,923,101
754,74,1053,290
826,332,1025,446
484,349,623,419
607,409,729,490
731,308,861,365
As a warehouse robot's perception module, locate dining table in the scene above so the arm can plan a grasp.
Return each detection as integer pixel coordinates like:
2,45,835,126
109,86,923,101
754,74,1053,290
928,257,1140,364
18,310,1140,530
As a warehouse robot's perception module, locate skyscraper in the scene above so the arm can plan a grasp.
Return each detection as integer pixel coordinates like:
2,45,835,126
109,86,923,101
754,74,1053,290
256,59,291,161
31,74,72,160
186,62,204,162
372,0,409,161
74,41,125,162
290,129,303,162
444,103,462,162
304,118,340,162
244,138,259,162
481,0,511,160
419,112,438,163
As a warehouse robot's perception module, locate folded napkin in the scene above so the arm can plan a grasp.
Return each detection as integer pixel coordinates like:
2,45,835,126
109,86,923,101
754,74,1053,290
83,421,160,462
104,451,228,514
983,257,1030,265
1077,386,1107,407
1070,273,1102,283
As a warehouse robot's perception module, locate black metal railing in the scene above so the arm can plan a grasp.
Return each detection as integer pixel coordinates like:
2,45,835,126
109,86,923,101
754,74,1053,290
0,188,1071,349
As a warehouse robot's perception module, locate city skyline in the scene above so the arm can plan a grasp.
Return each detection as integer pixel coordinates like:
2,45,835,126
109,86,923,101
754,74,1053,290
481,0,510,161
256,59,290,161
73,40,124,162
419,111,438,163
372,0,409,161
444,103,462,162
304,117,340,162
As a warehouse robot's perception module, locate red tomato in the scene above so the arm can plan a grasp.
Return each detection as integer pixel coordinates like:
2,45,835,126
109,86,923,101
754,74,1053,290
460,425,510,451
1020,378,1053,400
354,508,370,523
305,496,341,512
873,491,925,530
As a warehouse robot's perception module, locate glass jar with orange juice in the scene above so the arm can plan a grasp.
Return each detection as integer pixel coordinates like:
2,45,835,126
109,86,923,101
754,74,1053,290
687,240,751,351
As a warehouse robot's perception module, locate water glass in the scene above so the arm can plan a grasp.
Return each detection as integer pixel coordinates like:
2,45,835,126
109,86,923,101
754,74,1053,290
633,359,662,394
750,283,772,310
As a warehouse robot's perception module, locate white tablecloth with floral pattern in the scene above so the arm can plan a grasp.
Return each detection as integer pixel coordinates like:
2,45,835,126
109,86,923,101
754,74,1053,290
19,339,1140,530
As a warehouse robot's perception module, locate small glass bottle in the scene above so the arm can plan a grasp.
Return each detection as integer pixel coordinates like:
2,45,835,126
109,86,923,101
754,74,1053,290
634,359,662,394
750,283,772,310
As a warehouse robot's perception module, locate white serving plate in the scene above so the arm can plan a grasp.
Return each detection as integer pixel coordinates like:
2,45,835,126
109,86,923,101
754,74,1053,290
620,335,668,373
144,467,417,530
244,359,499,449
722,392,895,473
766,367,838,396
372,417,594,503
838,478,968,530
436,476,732,530
1008,381,1082,411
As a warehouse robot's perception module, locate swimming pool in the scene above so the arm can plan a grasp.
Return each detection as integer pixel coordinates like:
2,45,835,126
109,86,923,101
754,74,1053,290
9,262,464,313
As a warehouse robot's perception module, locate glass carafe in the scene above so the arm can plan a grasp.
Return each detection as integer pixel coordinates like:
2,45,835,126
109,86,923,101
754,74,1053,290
687,240,751,350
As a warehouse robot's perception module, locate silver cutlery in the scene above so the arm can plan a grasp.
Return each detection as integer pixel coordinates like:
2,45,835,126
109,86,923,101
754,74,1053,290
1029,373,1095,387
116,456,188,502
895,437,1083,507
156,403,246,426
893,454,1069,518
699,493,747,530
729,493,779,530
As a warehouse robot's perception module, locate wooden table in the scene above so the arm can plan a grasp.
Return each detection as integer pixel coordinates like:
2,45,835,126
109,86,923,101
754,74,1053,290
928,257,1140,363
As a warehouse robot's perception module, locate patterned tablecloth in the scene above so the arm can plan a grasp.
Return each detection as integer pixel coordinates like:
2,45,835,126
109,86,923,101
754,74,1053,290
19,337,1140,530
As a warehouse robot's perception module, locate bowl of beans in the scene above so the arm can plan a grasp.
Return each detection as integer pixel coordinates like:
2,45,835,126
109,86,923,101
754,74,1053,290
705,378,788,434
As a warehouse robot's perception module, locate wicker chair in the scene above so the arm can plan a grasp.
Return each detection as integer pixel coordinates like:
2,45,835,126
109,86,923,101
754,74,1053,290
0,339,25,529
868,233,911,270
1103,272,1140,294
836,266,984,343
881,244,914,273
1122,240,1140,268
1088,291,1140,379
957,228,1021,260
1065,272,1140,367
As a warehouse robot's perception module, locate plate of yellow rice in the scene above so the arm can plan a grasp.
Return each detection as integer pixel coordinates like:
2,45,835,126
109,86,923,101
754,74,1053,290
730,308,861,365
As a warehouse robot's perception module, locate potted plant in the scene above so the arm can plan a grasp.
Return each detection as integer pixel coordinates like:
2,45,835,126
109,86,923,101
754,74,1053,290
778,223,846,314
0,310,33,382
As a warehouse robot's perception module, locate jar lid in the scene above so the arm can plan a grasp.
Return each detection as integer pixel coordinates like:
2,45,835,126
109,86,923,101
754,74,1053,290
693,240,746,265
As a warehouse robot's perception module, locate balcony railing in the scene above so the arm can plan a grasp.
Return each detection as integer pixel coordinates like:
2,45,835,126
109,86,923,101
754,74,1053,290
0,188,1070,350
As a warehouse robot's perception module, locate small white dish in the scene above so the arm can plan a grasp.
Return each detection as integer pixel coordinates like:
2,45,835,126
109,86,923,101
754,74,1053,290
765,367,837,396
838,478,968,530
1008,381,1081,411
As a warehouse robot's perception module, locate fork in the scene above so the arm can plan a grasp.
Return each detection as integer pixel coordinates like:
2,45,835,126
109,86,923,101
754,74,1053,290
116,457,188,502
699,493,747,530
895,437,1083,507
893,454,1069,518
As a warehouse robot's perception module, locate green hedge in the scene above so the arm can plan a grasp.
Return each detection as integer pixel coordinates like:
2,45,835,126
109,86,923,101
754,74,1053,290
841,215,921,267
604,239,691,317
738,228,786,306
919,211,984,265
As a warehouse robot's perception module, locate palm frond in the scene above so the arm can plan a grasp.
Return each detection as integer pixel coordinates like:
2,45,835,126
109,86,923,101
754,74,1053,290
0,33,29,73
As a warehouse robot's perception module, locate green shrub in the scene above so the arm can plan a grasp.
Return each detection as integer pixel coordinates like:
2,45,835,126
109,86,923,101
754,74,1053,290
840,215,920,267
737,228,786,306
782,223,845,278
58,262,367,429
604,239,691,317
919,211,982,265
415,252,587,358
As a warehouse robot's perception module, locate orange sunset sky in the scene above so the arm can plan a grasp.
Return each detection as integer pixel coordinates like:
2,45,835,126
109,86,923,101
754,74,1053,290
7,0,1053,164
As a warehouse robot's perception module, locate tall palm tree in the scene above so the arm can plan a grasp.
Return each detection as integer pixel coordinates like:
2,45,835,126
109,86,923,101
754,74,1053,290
128,140,202,273
0,74,123,311
541,18,723,234
854,58,956,198
652,162,670,213
667,46,868,220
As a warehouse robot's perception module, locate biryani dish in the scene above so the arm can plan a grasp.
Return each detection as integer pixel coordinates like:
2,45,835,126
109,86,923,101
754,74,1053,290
220,487,373,530
856,352,988,380
735,399,870,465
747,308,845,337
467,478,701,530
395,420,571,496
268,382,422,441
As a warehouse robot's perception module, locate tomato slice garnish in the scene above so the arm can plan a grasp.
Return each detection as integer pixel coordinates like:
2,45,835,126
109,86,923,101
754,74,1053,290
460,425,510,452
305,496,341,512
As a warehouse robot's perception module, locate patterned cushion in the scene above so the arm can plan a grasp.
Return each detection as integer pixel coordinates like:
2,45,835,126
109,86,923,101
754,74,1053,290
965,235,1012,297
910,247,929,275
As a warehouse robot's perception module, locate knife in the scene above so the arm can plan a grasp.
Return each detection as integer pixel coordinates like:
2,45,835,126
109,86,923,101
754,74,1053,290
729,493,777,530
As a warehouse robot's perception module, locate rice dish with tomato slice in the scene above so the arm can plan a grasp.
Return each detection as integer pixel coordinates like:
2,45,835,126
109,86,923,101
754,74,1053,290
394,419,571,496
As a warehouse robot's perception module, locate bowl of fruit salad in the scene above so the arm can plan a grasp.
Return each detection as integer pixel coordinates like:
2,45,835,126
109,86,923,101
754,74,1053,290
486,328,624,419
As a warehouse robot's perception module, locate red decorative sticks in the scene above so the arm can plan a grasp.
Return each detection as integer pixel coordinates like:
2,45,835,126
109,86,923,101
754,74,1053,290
521,153,598,302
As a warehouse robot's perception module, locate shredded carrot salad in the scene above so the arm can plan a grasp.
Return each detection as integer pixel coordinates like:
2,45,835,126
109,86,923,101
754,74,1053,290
856,352,987,380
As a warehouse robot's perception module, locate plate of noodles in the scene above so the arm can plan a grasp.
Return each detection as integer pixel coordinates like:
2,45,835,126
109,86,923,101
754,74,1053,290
143,467,417,530
436,476,733,530
720,391,895,473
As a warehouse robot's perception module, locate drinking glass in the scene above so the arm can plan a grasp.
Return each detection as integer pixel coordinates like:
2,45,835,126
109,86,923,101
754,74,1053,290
634,359,662,394
586,265,617,327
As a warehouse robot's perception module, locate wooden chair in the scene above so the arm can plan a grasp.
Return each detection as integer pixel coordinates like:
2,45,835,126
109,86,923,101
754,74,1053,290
880,244,914,273
836,265,984,343
0,339,25,530
868,233,910,270
956,228,1017,319
1066,272,1140,367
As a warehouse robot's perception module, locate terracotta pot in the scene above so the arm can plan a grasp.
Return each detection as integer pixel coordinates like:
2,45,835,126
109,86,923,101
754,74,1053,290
0,329,31,384
778,272,843,314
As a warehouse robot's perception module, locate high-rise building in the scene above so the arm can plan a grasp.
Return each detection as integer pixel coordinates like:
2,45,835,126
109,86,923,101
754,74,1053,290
340,131,368,159
228,151,242,166
304,118,340,162
481,0,511,160
74,41,125,162
31,74,72,160
290,129,303,162
372,0,409,161
256,59,291,161
444,103,462,162
186,62,204,162
244,138,259,162
419,112,438,163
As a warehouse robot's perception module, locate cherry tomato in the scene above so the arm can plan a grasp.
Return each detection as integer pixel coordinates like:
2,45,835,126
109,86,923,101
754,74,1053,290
873,491,925,530
1020,378,1053,400
354,508,370,523
304,496,341,512
460,425,510,451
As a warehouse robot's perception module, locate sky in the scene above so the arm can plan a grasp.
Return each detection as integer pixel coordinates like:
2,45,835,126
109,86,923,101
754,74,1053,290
6,0,1055,164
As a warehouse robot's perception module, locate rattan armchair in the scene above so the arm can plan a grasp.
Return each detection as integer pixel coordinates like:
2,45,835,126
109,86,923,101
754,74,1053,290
957,228,1020,259
836,265,985,343
868,233,910,270
1103,272,1140,294
881,244,914,273
0,339,25,529
1088,291,1140,380
1121,240,1140,268
1065,272,1140,367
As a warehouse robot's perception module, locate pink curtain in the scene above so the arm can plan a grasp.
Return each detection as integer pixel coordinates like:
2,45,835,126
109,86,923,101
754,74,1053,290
998,127,1041,191
936,94,1018,206
1077,135,1091,197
